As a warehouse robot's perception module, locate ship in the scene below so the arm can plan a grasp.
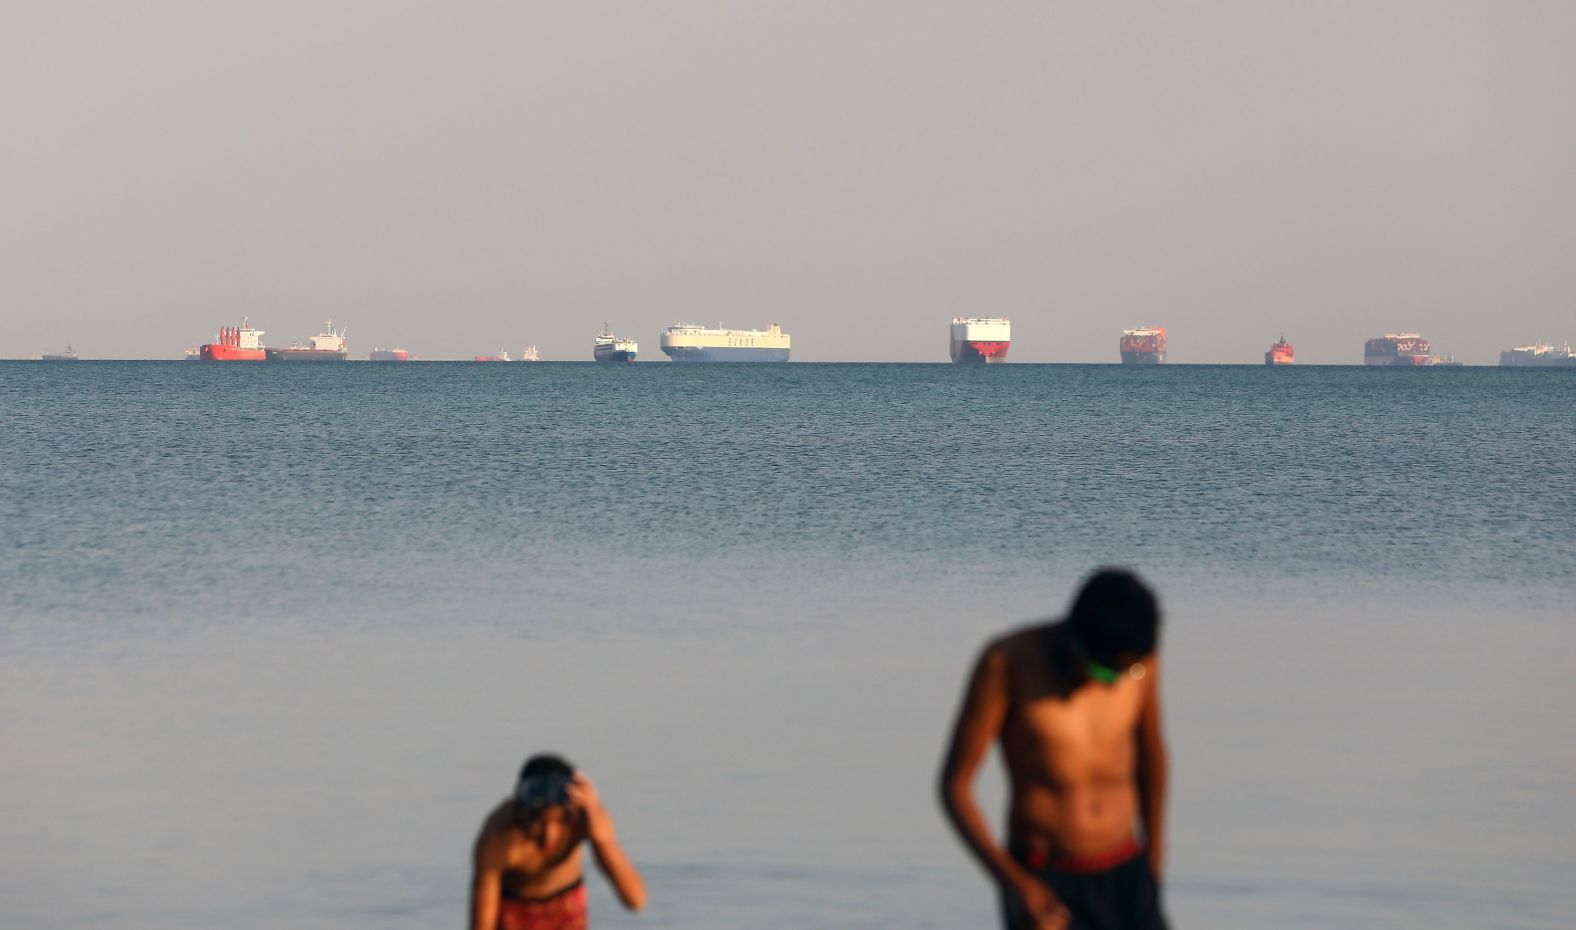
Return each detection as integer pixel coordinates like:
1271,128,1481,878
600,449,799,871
594,326,637,363
264,321,347,362
200,319,266,361
1265,336,1295,366
475,350,511,362
1120,327,1166,364
1363,333,1431,366
183,347,201,361
1500,342,1576,367
949,317,1011,364
660,322,790,362
40,345,79,361
368,347,411,362
520,345,540,362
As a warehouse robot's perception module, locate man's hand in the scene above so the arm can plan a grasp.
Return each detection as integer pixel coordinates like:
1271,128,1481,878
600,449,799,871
566,773,614,843
1004,874,1070,930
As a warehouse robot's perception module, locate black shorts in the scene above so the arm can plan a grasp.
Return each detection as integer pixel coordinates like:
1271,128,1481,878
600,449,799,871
1002,846,1169,930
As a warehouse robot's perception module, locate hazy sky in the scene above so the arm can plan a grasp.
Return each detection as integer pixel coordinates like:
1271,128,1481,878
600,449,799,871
4,2,1574,363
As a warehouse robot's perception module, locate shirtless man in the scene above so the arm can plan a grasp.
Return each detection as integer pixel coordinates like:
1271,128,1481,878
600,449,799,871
940,569,1169,930
470,754,645,930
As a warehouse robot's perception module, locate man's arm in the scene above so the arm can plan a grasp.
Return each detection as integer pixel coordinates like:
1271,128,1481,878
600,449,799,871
939,641,1066,930
568,775,646,911
1135,656,1168,878
469,818,504,930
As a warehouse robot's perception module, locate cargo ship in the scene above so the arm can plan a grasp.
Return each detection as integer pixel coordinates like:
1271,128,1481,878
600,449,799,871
40,345,79,362
200,319,266,361
1120,327,1166,364
368,347,411,361
1500,342,1576,367
1363,333,1431,366
475,350,511,362
1265,336,1295,366
660,322,790,362
520,345,540,362
264,321,347,362
949,317,1011,364
594,326,638,363
183,347,201,361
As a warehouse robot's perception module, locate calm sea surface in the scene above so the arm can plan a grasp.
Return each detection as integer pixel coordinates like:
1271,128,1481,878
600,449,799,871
2,362,1573,929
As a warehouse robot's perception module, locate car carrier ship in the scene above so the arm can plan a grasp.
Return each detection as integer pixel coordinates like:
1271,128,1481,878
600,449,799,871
1120,327,1167,364
949,317,1011,364
200,319,266,361
1499,342,1576,367
659,322,790,362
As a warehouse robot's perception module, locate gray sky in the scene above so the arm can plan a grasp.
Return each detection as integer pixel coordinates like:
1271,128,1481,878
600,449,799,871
4,1,1574,363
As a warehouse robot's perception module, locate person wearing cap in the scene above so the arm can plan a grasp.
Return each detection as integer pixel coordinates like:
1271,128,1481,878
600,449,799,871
470,754,645,930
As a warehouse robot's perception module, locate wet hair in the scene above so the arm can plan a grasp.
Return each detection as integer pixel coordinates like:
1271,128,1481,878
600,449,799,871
516,753,575,812
1066,568,1160,663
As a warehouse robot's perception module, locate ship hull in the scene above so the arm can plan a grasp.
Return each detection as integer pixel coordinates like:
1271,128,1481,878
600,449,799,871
594,347,637,363
1264,355,1294,366
950,339,1010,364
1364,355,1429,366
201,344,265,361
660,346,789,362
368,350,409,362
264,348,347,362
1120,351,1165,365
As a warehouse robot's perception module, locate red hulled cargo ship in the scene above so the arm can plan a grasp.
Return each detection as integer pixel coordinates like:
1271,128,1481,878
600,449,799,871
1120,327,1166,364
949,317,1011,364
1265,336,1295,366
369,347,410,361
200,319,266,361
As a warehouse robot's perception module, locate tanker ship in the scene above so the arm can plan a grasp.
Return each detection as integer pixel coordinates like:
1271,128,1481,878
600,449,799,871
1265,336,1295,366
1363,333,1431,366
265,322,347,362
660,322,790,362
949,317,1011,364
200,319,266,361
1120,327,1166,364
594,326,638,362
1500,342,1576,367
368,347,410,361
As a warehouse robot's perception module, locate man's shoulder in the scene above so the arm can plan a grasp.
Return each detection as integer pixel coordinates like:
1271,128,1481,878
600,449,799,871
989,620,1060,659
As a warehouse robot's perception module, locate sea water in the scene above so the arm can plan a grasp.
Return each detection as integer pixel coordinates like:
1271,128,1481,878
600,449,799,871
1,362,1573,929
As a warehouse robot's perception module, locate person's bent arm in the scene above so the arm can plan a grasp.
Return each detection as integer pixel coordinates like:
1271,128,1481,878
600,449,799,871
939,643,1066,929
569,775,646,911
1135,656,1169,878
470,825,504,930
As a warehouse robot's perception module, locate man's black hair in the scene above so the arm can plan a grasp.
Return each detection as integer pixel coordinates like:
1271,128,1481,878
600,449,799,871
519,753,575,781
1066,568,1160,662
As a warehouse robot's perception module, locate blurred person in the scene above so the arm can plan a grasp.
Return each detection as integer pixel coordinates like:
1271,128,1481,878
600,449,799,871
471,754,645,930
940,569,1169,930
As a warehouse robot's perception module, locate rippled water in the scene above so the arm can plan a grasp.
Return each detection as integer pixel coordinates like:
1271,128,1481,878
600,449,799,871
2,362,1573,929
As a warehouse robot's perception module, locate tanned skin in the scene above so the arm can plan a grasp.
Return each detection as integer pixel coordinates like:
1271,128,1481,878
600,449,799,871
470,774,645,930
940,622,1168,930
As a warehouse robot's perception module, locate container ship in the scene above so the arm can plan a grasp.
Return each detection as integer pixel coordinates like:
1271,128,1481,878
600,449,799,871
265,322,347,362
949,317,1011,364
1500,342,1576,367
1363,333,1431,366
1265,336,1295,366
594,326,638,363
1120,327,1166,364
200,319,266,361
660,322,790,362
368,347,411,361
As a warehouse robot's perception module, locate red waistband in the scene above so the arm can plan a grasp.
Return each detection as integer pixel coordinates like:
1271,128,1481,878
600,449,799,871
1018,836,1143,874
